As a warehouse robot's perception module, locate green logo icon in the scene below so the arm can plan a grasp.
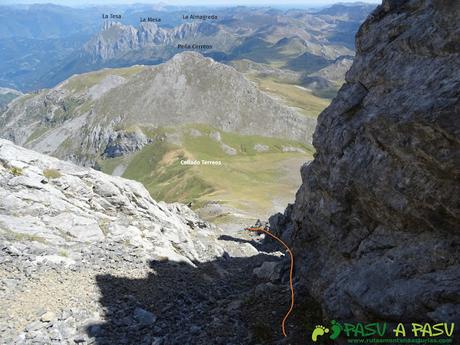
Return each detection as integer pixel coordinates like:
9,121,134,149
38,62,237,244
311,325,329,342
330,320,343,340
311,320,343,342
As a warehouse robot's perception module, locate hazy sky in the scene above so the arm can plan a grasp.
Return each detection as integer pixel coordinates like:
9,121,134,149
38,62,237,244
1,0,381,7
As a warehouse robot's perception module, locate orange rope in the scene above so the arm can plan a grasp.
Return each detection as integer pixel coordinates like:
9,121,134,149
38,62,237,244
245,226,294,337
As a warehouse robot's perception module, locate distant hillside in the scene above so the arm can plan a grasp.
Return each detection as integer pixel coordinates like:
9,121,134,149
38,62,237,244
0,4,98,39
317,3,376,20
316,3,377,48
0,87,21,109
45,15,357,89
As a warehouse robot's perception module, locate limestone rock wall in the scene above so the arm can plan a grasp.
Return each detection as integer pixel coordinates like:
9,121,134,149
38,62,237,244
286,0,460,322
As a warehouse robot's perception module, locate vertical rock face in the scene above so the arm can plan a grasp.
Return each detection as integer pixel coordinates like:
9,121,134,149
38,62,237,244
288,0,460,322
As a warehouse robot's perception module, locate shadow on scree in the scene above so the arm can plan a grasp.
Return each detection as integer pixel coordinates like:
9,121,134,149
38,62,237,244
84,251,309,345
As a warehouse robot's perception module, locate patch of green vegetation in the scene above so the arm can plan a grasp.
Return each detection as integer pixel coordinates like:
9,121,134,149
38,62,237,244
276,39,309,57
251,76,331,117
13,93,34,106
64,65,145,93
205,213,240,225
1,229,47,244
76,100,94,114
284,52,331,73
112,65,146,78
26,127,49,144
97,155,128,175
9,166,23,176
229,38,296,68
0,93,19,108
229,59,253,73
58,249,69,257
230,38,280,64
99,125,313,221
121,141,170,180
45,97,84,125
312,86,340,99
56,137,74,153
61,97,83,117
184,124,312,156
98,219,110,236
43,168,62,179
122,141,214,203
183,127,313,216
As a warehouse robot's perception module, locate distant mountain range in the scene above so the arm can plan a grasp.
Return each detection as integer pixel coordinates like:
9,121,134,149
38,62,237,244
0,3,376,92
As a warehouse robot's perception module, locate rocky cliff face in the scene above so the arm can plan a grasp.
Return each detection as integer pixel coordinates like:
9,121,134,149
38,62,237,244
276,0,460,322
83,22,237,63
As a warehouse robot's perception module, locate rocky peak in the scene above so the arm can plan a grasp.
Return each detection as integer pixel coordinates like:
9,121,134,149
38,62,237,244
101,20,121,31
84,22,139,62
83,20,224,63
173,21,220,37
0,53,315,167
137,22,166,44
274,0,460,322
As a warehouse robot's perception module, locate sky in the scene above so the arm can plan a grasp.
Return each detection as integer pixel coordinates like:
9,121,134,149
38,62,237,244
0,0,381,7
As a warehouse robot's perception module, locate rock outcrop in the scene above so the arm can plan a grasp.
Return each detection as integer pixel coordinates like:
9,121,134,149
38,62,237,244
0,138,223,264
278,0,460,322
83,21,238,63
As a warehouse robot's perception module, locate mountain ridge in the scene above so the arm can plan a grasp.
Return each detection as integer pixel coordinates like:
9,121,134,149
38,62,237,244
0,52,315,168
0,3,376,91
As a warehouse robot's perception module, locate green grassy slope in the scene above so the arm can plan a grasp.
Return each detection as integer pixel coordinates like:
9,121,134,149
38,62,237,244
0,93,19,108
63,65,145,93
98,125,314,221
6,57,336,224
248,75,331,118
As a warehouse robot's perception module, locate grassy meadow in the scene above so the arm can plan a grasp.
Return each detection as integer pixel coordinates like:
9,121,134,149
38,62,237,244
98,125,314,222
